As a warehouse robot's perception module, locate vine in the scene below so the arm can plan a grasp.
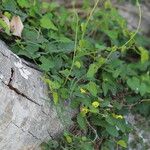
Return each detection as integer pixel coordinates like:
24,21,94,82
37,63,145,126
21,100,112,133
0,0,150,149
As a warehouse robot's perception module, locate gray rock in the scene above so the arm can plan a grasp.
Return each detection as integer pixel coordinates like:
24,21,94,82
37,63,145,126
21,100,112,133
126,113,150,150
115,2,150,35
0,40,74,150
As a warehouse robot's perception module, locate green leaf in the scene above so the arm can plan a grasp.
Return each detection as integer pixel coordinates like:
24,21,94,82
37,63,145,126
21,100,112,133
58,36,72,43
105,30,118,40
44,79,61,90
17,0,30,8
89,107,99,113
2,0,17,12
42,2,50,9
81,22,86,33
104,0,112,9
74,61,81,68
64,135,72,143
86,82,98,97
113,101,122,110
23,27,46,43
0,18,10,34
117,140,127,148
95,44,106,51
40,142,49,150
106,125,119,137
49,2,59,11
25,43,39,53
45,42,74,53
80,142,93,150
97,57,105,67
59,69,70,77
18,43,39,59
139,83,147,96
40,15,58,30
60,88,69,99
48,31,71,43
39,56,55,71
139,47,149,63
87,63,99,78
105,116,116,126
4,11,11,19
136,102,150,117
57,42,74,53
52,91,59,105
77,114,87,130
116,120,126,133
101,99,110,107
127,77,140,93
102,82,109,96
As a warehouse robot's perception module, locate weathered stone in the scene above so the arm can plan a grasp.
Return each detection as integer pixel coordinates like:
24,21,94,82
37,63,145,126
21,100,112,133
0,40,74,150
115,2,150,35
126,113,150,150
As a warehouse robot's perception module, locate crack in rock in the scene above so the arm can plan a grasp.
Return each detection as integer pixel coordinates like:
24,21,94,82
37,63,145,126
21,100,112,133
8,68,14,85
7,83,41,106
0,40,71,149
2,121,12,131
28,131,40,140
0,69,51,117
41,110,49,116
12,122,41,140
47,130,54,140
0,50,9,58
0,68,41,107
7,68,41,106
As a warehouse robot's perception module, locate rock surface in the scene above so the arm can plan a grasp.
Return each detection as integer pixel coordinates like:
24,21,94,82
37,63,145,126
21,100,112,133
127,114,150,150
0,40,73,150
115,2,150,35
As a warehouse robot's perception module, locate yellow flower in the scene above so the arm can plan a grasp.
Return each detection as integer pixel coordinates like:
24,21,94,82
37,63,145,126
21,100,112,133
112,113,123,119
116,115,123,119
80,88,86,94
92,101,100,108
80,107,89,115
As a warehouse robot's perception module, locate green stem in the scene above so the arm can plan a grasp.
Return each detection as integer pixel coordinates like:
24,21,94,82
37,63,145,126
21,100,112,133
64,9,79,85
106,0,142,61
121,0,142,48
64,0,100,85
81,0,100,39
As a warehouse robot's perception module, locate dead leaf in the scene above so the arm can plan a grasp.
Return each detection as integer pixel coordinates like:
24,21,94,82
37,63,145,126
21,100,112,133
10,16,24,37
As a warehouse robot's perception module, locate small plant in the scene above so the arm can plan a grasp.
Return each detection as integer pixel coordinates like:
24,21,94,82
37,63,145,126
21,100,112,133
0,0,150,149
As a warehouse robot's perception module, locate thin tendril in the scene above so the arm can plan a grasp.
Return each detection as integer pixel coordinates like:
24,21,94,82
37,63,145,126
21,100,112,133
64,8,79,85
121,0,142,48
82,0,100,39
106,0,142,61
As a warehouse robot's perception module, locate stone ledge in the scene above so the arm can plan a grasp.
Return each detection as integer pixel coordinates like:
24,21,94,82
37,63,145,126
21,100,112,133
0,40,74,150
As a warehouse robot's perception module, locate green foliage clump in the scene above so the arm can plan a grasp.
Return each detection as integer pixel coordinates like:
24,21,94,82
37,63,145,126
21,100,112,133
0,0,150,149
